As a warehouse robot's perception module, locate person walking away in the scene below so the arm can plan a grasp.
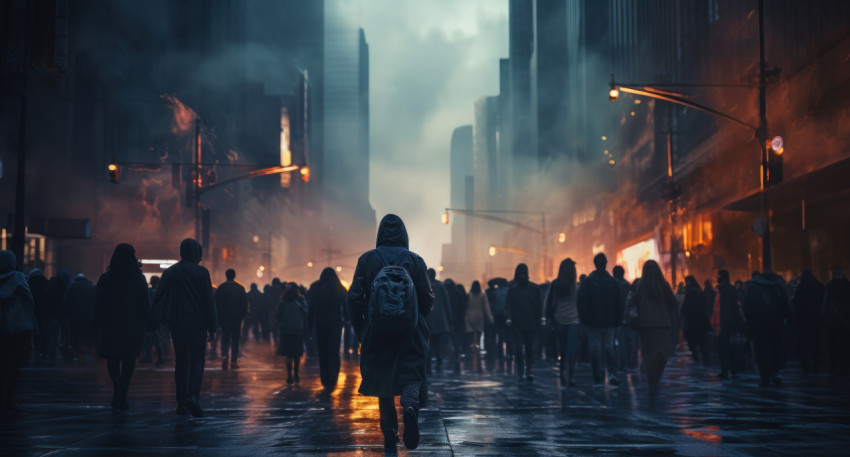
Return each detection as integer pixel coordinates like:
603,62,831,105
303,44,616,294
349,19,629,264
823,270,850,375
612,266,637,372
277,283,307,384
141,276,167,366
26,269,49,355
712,270,746,379
346,214,434,452
425,268,452,374
544,258,580,386
153,238,216,418
792,270,825,374
92,244,151,411
307,268,348,393
577,253,624,386
216,269,248,370
488,278,511,370
632,260,678,408
506,263,542,382
465,280,493,373
245,283,262,343
743,271,790,386
681,276,711,365
41,270,70,361
64,273,97,358
704,280,717,320
0,251,38,412
449,282,468,373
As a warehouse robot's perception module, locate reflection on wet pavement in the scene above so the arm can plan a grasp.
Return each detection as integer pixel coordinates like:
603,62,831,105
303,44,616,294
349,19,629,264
3,341,849,456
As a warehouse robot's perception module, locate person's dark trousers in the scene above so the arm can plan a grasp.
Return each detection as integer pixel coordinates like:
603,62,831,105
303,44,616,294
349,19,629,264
106,356,136,409
171,326,207,407
587,327,619,383
316,325,342,390
0,330,31,411
220,322,241,365
754,328,783,383
451,331,465,370
718,331,735,375
342,323,355,357
797,324,820,374
378,383,421,441
555,323,580,381
483,323,497,370
427,333,445,374
513,330,535,377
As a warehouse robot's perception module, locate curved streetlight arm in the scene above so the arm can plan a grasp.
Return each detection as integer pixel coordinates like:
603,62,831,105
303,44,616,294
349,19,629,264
198,165,300,195
614,84,758,132
445,208,544,234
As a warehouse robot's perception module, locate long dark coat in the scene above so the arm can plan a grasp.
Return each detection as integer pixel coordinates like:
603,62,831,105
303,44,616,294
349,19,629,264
93,270,151,359
347,214,435,397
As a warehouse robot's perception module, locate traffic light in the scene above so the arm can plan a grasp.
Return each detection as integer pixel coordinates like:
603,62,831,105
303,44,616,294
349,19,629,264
107,161,120,183
766,136,784,186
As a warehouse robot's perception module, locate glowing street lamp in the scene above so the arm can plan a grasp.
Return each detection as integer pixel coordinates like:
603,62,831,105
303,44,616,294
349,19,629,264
608,87,619,102
489,246,496,257
441,211,450,225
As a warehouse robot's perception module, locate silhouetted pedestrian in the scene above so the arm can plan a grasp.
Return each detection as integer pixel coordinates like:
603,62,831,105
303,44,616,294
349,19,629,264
487,278,511,369
307,268,347,392
449,282,468,372
465,280,493,373
713,269,745,379
93,244,151,411
277,283,306,384
743,271,790,387
633,260,678,407
613,266,637,372
42,270,70,361
681,276,711,365
0,251,37,412
346,214,434,452
506,263,542,382
425,268,452,374
64,273,96,357
153,238,217,418
544,258,580,386
823,270,850,375
141,275,168,366
704,280,717,320
577,253,624,386
216,269,248,370
792,270,825,374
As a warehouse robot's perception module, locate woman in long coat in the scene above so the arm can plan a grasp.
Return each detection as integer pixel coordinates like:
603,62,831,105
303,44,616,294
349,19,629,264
633,260,678,408
277,283,307,384
465,281,493,349
93,244,151,411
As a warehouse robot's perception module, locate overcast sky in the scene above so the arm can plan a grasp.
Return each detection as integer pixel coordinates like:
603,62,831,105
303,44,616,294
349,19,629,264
350,0,509,268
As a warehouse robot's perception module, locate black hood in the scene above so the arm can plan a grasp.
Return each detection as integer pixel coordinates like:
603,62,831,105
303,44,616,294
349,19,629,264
180,238,203,264
376,214,409,249
319,267,338,283
754,272,784,286
0,250,15,275
513,263,529,284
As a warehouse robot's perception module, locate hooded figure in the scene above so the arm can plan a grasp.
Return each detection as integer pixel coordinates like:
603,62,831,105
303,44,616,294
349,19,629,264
742,271,790,386
346,214,434,452
152,238,216,417
792,270,824,374
307,267,348,391
505,263,542,381
0,250,37,411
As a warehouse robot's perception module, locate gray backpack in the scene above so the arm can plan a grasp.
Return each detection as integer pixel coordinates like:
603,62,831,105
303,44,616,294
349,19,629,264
369,249,419,332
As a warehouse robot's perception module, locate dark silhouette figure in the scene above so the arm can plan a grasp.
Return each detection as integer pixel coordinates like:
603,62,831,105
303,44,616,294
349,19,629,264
506,263,542,382
743,272,790,387
277,283,307,384
26,269,49,354
577,253,624,385
307,268,348,392
613,265,637,372
633,260,679,407
347,214,435,452
216,269,248,370
93,244,151,411
449,282,468,373
41,270,70,360
0,250,37,412
153,238,217,418
544,258,580,386
703,280,717,320
713,269,745,378
425,268,452,374
792,270,825,374
64,273,97,357
824,270,850,375
465,280,493,373
681,276,711,365
141,275,168,366
245,283,262,343
487,277,511,369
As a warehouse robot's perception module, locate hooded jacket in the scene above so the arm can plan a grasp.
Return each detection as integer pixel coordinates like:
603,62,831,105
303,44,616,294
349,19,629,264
307,268,349,331
215,279,248,326
153,239,217,333
346,214,435,397
0,250,37,333
742,272,790,335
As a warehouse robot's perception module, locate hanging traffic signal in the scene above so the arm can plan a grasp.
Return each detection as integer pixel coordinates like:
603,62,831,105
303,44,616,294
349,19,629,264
766,136,784,186
107,161,120,183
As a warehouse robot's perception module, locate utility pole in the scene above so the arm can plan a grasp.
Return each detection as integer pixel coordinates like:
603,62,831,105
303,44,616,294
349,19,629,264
194,119,203,245
757,0,772,273
11,0,35,271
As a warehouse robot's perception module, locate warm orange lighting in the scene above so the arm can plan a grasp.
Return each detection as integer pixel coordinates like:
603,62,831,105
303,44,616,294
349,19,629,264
307,262,314,268
608,159,616,166
601,136,607,141
630,111,635,117
558,232,566,243
108,163,118,171
300,166,310,183
438,265,444,272
336,266,342,272
609,88,619,102
489,246,496,256
441,211,449,225
634,99,642,104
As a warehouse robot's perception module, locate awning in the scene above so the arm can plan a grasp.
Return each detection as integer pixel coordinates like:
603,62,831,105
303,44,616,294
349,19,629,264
724,157,850,211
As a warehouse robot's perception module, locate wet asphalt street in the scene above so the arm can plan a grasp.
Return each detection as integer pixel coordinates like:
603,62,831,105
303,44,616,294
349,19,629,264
2,341,850,456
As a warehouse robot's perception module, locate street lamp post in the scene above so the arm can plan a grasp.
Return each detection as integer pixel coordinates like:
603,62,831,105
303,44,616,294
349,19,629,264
608,0,775,272
443,208,549,281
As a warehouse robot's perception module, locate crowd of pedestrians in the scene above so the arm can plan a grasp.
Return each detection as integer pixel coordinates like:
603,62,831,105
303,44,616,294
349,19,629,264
1,213,850,451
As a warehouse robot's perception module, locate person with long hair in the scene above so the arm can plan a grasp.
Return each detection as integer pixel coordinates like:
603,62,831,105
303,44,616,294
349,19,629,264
465,280,493,372
633,260,678,407
93,244,151,411
544,258,580,386
506,263,543,382
307,268,348,393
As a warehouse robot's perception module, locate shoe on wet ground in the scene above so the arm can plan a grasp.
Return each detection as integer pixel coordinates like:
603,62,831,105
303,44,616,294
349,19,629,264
185,399,204,418
402,406,419,450
383,434,399,453
221,359,228,371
